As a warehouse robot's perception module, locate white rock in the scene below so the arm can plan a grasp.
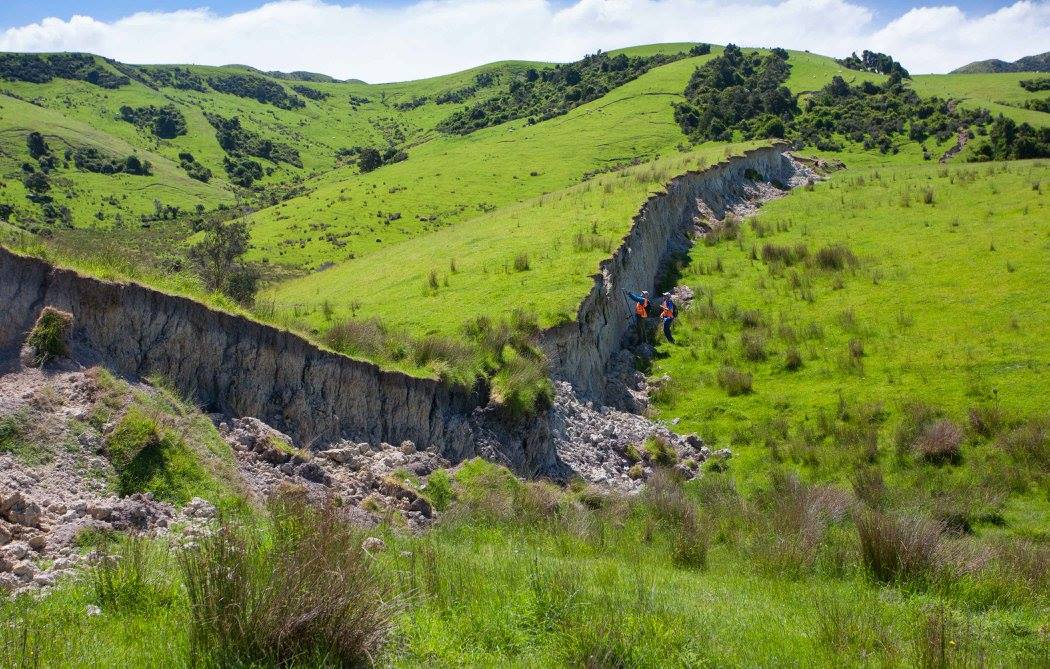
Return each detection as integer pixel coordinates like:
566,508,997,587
361,536,386,553
86,604,102,616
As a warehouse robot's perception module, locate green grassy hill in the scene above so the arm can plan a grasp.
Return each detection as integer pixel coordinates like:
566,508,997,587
910,72,1050,126
1,43,1048,669
649,152,1049,532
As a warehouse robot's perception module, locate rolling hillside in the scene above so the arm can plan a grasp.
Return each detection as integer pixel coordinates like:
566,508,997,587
1,43,1047,360
1,38,1048,668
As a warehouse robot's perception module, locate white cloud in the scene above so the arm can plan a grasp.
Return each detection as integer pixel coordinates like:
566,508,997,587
0,0,1047,81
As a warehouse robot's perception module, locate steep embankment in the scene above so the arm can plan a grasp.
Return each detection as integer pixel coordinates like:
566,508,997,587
0,249,481,455
539,144,812,401
0,146,808,474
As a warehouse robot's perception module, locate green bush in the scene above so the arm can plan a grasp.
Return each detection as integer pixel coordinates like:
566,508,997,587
105,406,216,504
26,306,72,365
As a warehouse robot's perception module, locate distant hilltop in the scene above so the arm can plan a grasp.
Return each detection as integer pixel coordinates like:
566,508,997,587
952,51,1050,74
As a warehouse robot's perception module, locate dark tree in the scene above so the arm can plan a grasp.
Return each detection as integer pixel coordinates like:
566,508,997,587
27,132,50,159
189,219,254,299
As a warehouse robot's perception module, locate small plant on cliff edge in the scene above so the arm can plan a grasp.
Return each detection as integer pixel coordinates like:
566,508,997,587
26,307,73,365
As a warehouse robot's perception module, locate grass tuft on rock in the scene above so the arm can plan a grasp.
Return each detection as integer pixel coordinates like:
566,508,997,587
26,306,73,365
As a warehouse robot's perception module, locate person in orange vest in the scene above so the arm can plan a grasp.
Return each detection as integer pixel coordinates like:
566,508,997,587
659,292,677,343
624,289,651,341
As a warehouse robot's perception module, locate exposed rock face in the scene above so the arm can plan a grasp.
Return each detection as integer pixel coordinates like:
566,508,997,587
0,247,483,459
537,144,814,402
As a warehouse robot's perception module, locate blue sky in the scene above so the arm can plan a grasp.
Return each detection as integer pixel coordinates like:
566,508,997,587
0,0,1023,30
1,1,1046,80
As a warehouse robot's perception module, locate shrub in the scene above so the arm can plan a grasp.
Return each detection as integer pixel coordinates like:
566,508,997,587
26,306,72,365
741,331,767,361
856,509,944,583
423,469,453,512
914,419,963,464
644,436,677,466
180,496,396,666
815,244,859,270
717,366,752,396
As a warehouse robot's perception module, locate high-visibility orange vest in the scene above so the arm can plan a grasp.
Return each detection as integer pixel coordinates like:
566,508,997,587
660,301,674,319
635,299,649,318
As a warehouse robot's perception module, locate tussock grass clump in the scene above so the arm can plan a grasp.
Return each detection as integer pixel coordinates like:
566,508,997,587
572,232,612,254
997,416,1049,471
967,404,1009,438
894,401,943,459
856,510,944,584
739,308,765,329
717,365,752,396
760,242,808,266
784,346,803,371
914,419,963,465
643,469,708,569
741,331,767,361
181,496,397,667
513,252,530,272
90,537,180,614
815,244,859,271
26,306,73,365
750,472,833,578
643,436,677,466
324,317,394,360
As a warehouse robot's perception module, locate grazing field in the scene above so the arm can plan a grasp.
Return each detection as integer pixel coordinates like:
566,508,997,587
649,155,1050,533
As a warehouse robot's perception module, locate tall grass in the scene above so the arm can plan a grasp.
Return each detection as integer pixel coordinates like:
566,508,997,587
180,496,398,667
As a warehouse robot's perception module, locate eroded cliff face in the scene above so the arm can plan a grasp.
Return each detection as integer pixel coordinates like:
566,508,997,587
0,144,809,475
537,144,811,401
0,249,482,457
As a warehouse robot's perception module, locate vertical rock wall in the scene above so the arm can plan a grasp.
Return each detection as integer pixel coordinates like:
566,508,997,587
538,144,807,400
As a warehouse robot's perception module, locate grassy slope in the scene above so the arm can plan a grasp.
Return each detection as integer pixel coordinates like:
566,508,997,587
0,54,542,227
263,141,767,336
910,72,1050,126
649,152,1049,531
259,49,881,335
3,461,1046,667
245,49,723,270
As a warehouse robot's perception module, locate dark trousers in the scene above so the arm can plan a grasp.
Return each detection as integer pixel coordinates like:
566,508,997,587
662,317,675,343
